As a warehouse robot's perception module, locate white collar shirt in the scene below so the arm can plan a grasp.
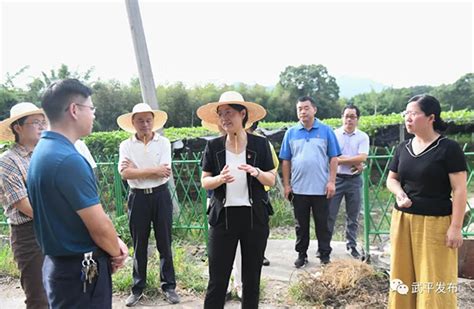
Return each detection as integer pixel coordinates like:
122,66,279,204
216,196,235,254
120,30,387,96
118,133,171,189
334,127,370,175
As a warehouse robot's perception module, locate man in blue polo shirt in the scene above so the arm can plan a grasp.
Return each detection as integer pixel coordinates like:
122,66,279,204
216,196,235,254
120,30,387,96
280,96,340,267
27,79,128,308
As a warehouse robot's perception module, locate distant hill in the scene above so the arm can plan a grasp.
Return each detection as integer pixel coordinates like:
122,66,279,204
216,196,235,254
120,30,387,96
335,76,387,99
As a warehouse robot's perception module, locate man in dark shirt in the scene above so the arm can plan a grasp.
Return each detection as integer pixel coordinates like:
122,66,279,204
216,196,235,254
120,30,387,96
27,79,128,308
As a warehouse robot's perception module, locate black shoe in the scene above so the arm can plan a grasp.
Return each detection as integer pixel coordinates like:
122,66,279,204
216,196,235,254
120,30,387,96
346,246,361,259
262,256,270,266
320,256,331,265
164,289,180,304
294,254,308,268
125,293,143,307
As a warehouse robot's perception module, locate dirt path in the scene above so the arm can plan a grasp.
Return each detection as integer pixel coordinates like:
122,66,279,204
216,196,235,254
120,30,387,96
1,240,473,308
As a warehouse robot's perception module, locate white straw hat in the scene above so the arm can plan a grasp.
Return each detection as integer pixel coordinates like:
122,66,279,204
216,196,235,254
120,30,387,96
116,103,168,133
196,91,266,127
0,102,45,141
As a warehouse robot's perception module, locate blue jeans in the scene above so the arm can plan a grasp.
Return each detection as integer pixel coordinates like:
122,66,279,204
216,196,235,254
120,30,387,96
42,253,112,309
328,175,363,248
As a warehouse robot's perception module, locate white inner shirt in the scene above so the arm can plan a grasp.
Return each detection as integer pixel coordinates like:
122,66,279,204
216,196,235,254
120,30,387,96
224,150,251,207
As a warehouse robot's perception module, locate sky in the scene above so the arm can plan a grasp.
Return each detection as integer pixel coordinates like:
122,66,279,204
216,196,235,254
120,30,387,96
1,0,473,90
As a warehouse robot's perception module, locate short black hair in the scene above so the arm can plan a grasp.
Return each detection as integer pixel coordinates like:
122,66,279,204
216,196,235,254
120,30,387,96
249,120,259,132
41,79,92,123
408,94,448,132
10,115,28,143
297,96,316,107
342,104,360,118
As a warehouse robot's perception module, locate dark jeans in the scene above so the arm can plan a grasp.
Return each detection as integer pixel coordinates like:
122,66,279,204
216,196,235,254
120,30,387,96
204,207,269,309
42,254,112,309
328,175,363,248
10,221,48,309
128,183,176,295
292,194,332,258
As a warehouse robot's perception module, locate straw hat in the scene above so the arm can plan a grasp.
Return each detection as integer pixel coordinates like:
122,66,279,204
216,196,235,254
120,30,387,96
117,103,168,133
0,102,45,141
196,91,266,127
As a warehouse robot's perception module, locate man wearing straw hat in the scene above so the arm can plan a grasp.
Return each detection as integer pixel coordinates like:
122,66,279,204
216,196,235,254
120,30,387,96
0,102,48,308
117,103,180,306
198,91,275,308
27,79,128,308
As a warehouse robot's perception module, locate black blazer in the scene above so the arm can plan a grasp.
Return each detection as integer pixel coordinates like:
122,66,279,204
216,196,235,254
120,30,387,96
201,133,275,226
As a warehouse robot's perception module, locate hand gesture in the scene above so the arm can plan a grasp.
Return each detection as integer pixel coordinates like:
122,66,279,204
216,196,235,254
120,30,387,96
446,225,463,248
120,158,136,171
395,192,412,208
156,164,171,178
111,238,129,274
326,181,336,199
237,164,259,177
284,185,293,201
219,165,235,184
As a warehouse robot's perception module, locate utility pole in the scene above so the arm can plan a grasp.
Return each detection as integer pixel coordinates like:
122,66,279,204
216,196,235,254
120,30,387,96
125,0,159,110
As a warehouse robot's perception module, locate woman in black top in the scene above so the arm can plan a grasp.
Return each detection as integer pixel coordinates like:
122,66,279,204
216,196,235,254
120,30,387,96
386,95,467,308
197,91,275,309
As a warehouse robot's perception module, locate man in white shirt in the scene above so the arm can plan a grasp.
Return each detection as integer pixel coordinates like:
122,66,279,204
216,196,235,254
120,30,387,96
328,105,369,259
75,139,97,170
117,103,180,306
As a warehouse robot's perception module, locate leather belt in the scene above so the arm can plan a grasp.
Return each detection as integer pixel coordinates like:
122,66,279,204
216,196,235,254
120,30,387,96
337,173,360,179
130,183,167,195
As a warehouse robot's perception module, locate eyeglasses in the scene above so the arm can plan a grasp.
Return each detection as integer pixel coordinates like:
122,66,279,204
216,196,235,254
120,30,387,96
23,120,48,128
75,103,96,112
343,115,358,120
401,110,422,118
65,103,96,112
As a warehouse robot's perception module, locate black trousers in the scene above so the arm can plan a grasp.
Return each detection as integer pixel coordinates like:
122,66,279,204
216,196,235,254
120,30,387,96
204,207,269,309
42,254,112,309
128,183,176,294
292,194,332,258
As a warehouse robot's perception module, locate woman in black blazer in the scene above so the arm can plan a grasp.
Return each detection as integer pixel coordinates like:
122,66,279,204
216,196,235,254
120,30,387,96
197,91,275,309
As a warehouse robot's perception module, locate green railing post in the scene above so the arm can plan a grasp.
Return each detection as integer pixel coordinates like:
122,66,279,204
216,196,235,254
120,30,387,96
113,154,124,217
363,165,371,255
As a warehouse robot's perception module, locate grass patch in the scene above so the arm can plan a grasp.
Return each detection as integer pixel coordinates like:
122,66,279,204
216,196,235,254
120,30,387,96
0,245,19,278
112,241,207,296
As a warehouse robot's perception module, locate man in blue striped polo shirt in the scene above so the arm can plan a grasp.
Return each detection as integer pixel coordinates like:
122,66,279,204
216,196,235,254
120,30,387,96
280,96,341,267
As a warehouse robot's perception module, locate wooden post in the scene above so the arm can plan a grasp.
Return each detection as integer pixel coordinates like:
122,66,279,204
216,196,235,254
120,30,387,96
125,0,159,110
399,124,405,142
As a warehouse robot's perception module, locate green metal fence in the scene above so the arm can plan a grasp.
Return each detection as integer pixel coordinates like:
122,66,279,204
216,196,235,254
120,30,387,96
363,148,474,254
2,148,473,254
0,156,208,243
95,155,208,243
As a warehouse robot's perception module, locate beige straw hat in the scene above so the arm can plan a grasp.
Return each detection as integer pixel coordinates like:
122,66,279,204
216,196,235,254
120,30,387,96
0,102,45,141
196,91,266,127
117,103,168,133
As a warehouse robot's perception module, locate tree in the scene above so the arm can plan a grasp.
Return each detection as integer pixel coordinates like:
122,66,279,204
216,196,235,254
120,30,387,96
279,64,340,118
91,79,141,131
157,82,193,127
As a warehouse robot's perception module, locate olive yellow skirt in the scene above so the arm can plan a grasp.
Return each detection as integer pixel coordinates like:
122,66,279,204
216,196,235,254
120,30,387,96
388,209,458,309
